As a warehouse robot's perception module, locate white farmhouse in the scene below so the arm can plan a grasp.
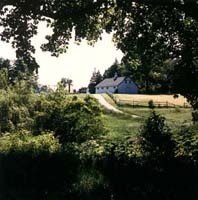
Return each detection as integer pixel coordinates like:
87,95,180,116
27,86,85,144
95,75,138,94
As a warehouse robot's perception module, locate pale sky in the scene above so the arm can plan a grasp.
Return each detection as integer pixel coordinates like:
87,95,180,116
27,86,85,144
0,22,123,90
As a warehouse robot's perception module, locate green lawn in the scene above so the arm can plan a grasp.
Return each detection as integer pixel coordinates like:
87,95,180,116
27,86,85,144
72,93,192,139
119,106,192,122
103,106,193,139
103,112,141,139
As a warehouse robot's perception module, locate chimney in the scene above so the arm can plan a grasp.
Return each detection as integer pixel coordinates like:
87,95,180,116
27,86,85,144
113,72,118,81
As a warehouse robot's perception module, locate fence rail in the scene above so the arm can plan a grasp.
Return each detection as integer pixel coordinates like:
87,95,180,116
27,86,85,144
106,93,191,108
117,100,190,108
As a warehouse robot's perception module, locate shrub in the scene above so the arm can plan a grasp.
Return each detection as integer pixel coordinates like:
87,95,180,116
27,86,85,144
175,125,198,160
0,82,36,134
192,111,198,124
0,130,61,154
139,111,175,160
34,95,105,144
0,131,79,200
148,100,155,109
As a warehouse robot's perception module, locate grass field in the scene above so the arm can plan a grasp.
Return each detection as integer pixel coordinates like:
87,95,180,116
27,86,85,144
103,107,192,139
103,111,141,139
68,93,192,139
114,94,190,107
100,94,192,139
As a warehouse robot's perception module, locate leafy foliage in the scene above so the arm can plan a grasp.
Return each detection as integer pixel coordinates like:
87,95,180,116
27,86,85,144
32,84,104,143
60,77,73,93
88,69,102,94
104,58,173,94
0,81,36,133
103,59,123,79
0,79,105,145
139,111,175,160
77,120,198,200
0,1,197,108
0,57,38,86
175,125,198,160
0,130,61,154
170,58,198,110
148,100,155,109
0,132,79,200
0,82,197,199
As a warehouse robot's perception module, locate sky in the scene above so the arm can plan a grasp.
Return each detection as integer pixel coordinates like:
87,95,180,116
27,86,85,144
0,22,123,90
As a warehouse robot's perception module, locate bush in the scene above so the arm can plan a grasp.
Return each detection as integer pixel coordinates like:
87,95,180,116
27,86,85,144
139,111,175,160
192,111,198,124
0,131,79,200
0,81,105,144
175,125,198,160
34,95,105,144
148,100,155,109
0,82,36,133
0,130,61,154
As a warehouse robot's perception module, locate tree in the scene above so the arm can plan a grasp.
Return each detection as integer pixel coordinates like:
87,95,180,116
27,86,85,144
139,111,175,160
88,69,102,94
33,92,105,143
67,79,73,93
0,1,196,71
121,57,173,94
103,59,122,79
110,2,197,104
169,58,198,110
0,80,36,134
60,77,73,93
0,68,8,89
60,77,68,88
0,58,13,87
0,57,38,88
0,0,197,108
78,87,87,94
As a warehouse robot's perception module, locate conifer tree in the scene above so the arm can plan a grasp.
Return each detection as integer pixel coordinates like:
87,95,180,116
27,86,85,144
88,69,102,94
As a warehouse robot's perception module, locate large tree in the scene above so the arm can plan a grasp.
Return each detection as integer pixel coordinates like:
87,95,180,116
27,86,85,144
0,0,197,108
88,69,102,94
0,57,38,88
60,77,73,93
103,59,123,79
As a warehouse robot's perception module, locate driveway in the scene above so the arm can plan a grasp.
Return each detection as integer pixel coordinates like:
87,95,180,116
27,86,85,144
93,94,123,113
93,94,141,118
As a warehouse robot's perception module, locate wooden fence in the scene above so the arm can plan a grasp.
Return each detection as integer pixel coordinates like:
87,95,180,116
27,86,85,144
106,92,191,108
117,100,191,108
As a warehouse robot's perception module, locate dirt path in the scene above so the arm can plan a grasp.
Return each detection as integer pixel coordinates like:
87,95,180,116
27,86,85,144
93,94,141,118
93,94,123,113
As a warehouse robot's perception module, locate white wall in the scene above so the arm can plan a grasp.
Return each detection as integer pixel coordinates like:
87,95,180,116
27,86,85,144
96,86,117,94
95,78,138,94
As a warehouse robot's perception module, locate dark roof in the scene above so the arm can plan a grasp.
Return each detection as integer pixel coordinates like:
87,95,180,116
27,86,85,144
95,77,125,88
